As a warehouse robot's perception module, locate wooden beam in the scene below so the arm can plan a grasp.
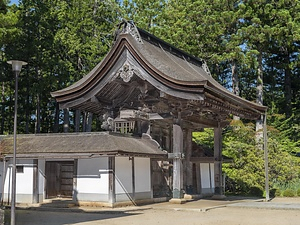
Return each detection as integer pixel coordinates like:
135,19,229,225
108,157,116,204
196,163,201,194
32,159,39,203
212,123,225,199
131,157,135,201
171,123,184,199
73,159,78,202
190,157,215,163
185,129,193,194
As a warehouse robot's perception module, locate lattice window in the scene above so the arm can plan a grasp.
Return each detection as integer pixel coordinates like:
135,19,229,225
114,121,135,134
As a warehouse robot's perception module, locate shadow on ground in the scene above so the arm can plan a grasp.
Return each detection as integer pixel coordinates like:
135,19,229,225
16,210,138,225
4,198,147,225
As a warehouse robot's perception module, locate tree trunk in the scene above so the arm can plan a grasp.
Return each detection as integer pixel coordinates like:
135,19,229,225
25,79,30,134
53,102,60,133
63,108,70,133
1,82,4,134
256,52,264,142
284,53,292,118
232,60,240,121
35,94,41,133
35,66,41,133
82,112,87,132
74,109,81,132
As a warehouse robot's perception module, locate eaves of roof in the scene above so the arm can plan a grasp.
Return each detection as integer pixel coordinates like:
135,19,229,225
0,132,167,159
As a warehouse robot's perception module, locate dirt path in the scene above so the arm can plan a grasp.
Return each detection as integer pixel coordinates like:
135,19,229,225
15,204,300,225
97,207,299,225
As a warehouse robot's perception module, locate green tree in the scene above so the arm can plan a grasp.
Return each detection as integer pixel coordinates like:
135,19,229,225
122,0,165,32
52,0,119,132
1,0,121,134
0,0,21,134
268,0,300,118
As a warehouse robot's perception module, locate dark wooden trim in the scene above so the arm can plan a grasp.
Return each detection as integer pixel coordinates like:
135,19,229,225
190,157,215,163
108,157,116,204
5,152,167,160
214,125,223,195
185,129,193,190
32,159,39,203
150,159,153,197
172,124,184,199
196,163,201,194
209,163,212,192
131,157,135,201
73,159,78,202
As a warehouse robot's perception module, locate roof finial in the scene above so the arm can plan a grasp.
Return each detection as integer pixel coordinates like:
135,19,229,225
201,60,212,76
113,19,143,44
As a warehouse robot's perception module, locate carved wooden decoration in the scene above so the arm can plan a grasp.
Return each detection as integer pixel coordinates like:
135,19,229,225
118,63,134,83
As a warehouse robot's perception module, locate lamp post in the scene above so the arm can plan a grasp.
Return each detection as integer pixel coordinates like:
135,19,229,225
7,60,27,225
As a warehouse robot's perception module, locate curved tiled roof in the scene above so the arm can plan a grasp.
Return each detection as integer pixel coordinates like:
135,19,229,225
51,21,266,122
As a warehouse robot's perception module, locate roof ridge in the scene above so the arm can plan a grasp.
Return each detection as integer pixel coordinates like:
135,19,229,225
114,20,143,44
114,20,206,70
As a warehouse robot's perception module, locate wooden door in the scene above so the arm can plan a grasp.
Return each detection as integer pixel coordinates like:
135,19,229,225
46,161,74,198
151,160,171,197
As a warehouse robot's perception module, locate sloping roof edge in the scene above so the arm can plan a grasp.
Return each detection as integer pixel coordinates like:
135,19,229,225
0,132,167,159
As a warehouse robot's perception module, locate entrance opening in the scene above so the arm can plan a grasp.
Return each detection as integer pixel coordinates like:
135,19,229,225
45,161,74,198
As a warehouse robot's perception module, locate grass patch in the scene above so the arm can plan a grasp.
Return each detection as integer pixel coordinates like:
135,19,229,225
272,179,300,197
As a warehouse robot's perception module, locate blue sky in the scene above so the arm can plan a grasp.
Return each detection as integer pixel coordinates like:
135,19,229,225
9,0,19,5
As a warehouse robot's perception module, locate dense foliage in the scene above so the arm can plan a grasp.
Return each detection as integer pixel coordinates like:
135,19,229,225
1,0,300,194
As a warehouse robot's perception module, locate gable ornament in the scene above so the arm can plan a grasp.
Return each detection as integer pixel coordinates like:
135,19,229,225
118,63,134,82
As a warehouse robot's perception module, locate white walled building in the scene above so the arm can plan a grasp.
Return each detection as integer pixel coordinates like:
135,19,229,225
0,132,166,207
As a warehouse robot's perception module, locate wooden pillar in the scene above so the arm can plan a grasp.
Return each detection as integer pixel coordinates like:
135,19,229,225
32,159,39,203
213,123,225,199
209,163,213,193
108,157,116,205
73,159,78,202
74,110,81,132
150,159,153,198
195,163,201,194
170,124,184,201
85,112,93,132
63,108,69,133
131,157,135,201
185,129,193,194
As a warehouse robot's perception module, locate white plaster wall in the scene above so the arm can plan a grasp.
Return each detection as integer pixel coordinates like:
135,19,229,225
115,157,132,194
16,160,34,194
77,158,109,194
200,163,210,189
135,158,150,192
3,159,34,203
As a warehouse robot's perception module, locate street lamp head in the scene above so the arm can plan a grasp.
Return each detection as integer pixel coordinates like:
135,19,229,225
7,60,28,72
